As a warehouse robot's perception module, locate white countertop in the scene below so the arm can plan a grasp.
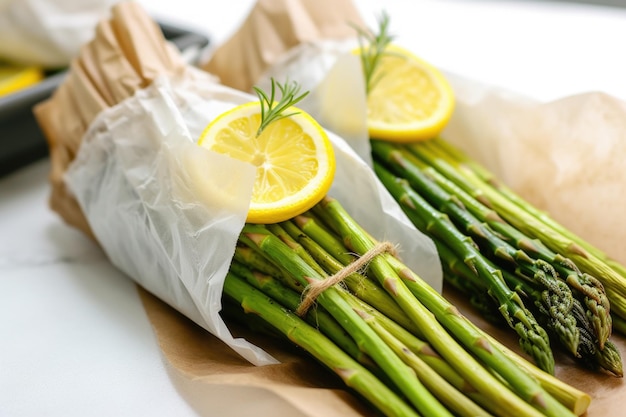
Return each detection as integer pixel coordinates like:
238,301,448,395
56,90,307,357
3,1,626,416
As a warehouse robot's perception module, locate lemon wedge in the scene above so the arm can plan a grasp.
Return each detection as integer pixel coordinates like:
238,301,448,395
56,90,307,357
359,44,455,142
198,102,335,224
0,66,44,98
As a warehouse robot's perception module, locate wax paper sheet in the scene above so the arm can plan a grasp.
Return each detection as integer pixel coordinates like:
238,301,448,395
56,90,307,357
62,71,442,365
442,72,626,267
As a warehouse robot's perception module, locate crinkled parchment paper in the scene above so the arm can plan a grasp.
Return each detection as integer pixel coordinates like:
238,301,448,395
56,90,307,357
443,73,626,267
35,2,442,416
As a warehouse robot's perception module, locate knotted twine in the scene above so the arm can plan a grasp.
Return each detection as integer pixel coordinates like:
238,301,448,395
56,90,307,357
295,241,397,316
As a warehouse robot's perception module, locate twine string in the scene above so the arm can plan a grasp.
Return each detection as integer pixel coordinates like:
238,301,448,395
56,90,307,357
295,241,396,317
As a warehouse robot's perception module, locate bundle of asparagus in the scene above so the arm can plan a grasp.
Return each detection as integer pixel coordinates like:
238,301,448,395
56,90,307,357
223,196,591,417
371,138,623,377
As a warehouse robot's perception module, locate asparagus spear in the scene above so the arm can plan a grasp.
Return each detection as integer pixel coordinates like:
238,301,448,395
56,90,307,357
395,140,610,350
372,140,581,355
441,261,504,323
353,306,492,417
234,243,494,416
372,162,556,373
285,216,419,333
436,234,574,340
394,250,591,414
412,139,623,327
229,260,375,369
439,233,621,376
239,224,453,417
477,326,592,416
594,340,624,377
279,217,511,414
399,140,622,377
612,313,626,336
284,211,591,414
233,205,589,415
434,136,626,285
316,196,574,417
568,297,624,377
222,271,421,417
413,139,612,345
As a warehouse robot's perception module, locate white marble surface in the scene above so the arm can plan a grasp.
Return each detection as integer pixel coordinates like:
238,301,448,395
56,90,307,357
3,1,626,416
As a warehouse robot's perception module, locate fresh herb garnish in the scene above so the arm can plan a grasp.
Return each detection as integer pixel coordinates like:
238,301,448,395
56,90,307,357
252,78,309,137
352,11,395,94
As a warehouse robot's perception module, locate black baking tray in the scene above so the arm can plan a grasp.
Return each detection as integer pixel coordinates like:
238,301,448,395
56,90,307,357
0,23,209,178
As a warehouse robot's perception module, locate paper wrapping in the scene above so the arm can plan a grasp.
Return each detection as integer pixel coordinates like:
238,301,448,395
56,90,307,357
35,1,442,414
442,73,626,267
35,1,189,238
201,0,363,92
60,69,441,365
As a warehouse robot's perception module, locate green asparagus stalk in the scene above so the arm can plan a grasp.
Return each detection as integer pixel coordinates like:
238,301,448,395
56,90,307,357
414,139,612,346
236,230,494,416
233,245,283,276
477,328,592,416
344,294,480,399
435,136,626,281
394,250,591,414
222,271,421,417
436,235,575,342
233,247,470,388
414,261,590,416
233,205,590,415
281,216,512,414
373,162,556,374
612,313,626,336
441,261,504,323
284,216,419,334
238,224,453,417
412,139,625,326
372,140,583,356
234,252,493,416
229,260,375,369
568,297,623,377
594,340,624,377
439,234,620,375
353,306,492,417
379,158,616,377
316,196,574,417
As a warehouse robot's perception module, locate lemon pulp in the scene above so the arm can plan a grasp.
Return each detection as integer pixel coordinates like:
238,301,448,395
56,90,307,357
198,102,335,224
359,44,455,142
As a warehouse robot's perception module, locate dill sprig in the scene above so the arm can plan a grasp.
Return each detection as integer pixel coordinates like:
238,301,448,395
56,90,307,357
352,11,395,94
252,78,309,137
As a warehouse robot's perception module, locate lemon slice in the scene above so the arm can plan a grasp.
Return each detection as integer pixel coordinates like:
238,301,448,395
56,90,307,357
198,102,335,224
360,44,455,142
0,66,44,98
